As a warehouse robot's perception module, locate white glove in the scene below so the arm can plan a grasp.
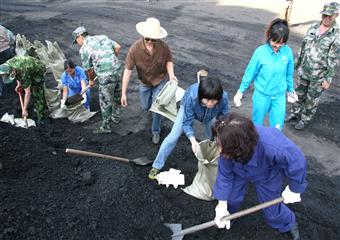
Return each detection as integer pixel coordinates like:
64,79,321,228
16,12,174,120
233,90,243,107
81,95,87,105
60,99,66,109
287,91,298,103
214,201,231,230
282,185,301,204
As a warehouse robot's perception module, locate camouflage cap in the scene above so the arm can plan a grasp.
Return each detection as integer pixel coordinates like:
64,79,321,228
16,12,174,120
72,26,87,44
0,63,15,84
321,2,340,16
0,63,11,75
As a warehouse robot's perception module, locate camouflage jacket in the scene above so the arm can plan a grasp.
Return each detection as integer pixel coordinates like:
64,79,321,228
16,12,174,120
295,21,339,83
7,56,46,88
79,35,122,78
0,25,15,52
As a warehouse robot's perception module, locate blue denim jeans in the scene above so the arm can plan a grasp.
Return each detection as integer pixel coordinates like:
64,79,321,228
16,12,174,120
139,79,167,134
152,105,216,170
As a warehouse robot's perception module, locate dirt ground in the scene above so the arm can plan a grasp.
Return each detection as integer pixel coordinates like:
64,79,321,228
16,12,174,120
0,1,339,240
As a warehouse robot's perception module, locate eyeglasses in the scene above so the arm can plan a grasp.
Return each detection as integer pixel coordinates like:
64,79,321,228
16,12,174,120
144,38,157,42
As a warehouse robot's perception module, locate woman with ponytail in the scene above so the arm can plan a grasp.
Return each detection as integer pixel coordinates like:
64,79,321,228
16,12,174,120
233,18,296,130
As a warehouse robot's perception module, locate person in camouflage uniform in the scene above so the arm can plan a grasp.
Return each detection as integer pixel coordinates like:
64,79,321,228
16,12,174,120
286,2,340,130
0,25,16,96
0,56,47,122
73,26,123,134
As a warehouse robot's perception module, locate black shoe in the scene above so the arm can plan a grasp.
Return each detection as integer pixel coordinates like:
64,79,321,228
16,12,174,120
282,224,300,240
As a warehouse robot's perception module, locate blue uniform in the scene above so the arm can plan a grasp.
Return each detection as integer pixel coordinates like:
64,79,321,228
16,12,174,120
239,43,294,129
181,83,229,139
152,83,228,170
61,66,90,109
213,125,307,233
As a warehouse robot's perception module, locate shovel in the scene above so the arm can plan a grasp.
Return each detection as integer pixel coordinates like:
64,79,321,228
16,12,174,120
18,91,28,128
65,76,96,107
167,197,284,240
65,148,153,166
65,85,90,107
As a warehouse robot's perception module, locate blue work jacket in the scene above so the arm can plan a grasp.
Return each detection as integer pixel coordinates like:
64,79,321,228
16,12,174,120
239,43,294,97
213,125,307,201
180,83,228,139
61,66,88,97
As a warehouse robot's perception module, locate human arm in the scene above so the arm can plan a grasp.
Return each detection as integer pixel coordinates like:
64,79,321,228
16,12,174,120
22,86,31,117
86,69,95,87
166,61,177,81
322,37,339,88
121,69,132,107
286,47,295,93
238,49,261,93
113,41,121,56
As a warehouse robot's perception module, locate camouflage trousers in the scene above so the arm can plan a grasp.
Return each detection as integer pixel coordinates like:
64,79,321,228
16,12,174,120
31,83,47,121
98,75,122,128
290,77,324,124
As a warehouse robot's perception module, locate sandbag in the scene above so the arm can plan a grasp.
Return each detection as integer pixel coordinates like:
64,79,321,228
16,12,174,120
45,87,96,123
182,140,220,201
150,80,184,122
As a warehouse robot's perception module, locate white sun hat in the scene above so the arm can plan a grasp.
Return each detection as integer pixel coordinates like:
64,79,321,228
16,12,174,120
136,17,168,39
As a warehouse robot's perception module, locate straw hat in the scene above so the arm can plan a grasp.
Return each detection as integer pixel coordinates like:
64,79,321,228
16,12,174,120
136,17,168,39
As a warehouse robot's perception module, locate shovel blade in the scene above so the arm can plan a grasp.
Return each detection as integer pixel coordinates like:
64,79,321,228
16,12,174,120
131,156,153,166
164,223,183,240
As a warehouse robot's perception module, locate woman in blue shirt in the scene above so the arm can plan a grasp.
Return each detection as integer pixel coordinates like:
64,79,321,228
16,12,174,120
61,60,90,109
213,113,306,240
148,71,228,179
233,19,296,130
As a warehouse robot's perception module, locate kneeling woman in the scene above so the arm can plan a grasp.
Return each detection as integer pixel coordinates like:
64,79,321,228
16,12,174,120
148,72,229,179
61,60,90,109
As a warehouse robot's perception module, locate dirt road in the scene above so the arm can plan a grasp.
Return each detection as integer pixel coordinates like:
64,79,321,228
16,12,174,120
0,1,339,239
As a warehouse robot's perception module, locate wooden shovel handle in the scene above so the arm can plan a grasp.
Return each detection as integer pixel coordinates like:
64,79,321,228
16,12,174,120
18,92,25,111
65,148,130,163
173,197,284,237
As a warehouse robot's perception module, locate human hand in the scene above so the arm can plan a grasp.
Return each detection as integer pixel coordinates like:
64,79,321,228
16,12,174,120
321,80,331,90
22,109,28,117
287,91,298,103
170,76,178,82
233,90,243,107
60,99,66,109
15,85,23,94
282,186,301,204
121,94,128,107
189,137,198,153
81,95,87,105
89,80,95,87
214,201,230,229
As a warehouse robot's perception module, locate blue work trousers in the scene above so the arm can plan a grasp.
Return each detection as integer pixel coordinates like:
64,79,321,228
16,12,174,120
152,106,215,170
227,172,296,233
139,79,167,135
252,90,286,130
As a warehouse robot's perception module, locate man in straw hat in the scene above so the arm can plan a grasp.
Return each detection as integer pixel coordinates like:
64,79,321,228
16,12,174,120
286,2,340,130
121,17,177,145
0,56,47,124
72,26,122,134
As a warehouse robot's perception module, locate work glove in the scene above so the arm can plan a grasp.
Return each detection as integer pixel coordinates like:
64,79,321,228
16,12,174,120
81,95,87,105
282,185,301,204
60,99,66,109
233,90,243,107
287,91,298,103
189,137,199,154
214,201,230,229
